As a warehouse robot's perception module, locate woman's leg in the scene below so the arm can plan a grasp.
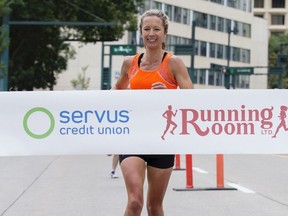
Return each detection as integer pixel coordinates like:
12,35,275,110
111,155,119,178
120,156,146,216
146,166,173,216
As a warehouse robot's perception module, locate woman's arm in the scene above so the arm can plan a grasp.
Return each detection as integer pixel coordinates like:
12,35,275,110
168,55,194,89
111,56,133,90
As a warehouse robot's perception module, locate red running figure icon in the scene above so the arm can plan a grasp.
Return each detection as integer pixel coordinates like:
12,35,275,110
272,105,288,138
161,105,178,140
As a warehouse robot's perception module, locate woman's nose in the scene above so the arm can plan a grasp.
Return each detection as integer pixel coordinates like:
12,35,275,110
148,29,155,34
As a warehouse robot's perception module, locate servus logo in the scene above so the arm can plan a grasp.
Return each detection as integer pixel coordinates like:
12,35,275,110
161,104,288,140
23,107,131,139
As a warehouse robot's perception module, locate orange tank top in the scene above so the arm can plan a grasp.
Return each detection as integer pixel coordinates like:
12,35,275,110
128,52,178,89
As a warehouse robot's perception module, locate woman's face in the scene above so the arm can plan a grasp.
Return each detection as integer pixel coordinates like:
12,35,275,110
141,16,166,49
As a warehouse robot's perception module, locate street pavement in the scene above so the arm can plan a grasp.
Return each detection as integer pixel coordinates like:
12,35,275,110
0,154,288,216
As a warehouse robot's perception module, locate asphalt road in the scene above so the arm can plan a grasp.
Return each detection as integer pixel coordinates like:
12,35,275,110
0,154,287,216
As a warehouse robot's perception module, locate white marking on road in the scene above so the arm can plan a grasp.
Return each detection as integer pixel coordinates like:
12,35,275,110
193,167,209,174
273,154,288,159
227,183,255,193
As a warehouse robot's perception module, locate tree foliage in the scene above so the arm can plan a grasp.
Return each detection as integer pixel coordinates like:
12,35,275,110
71,65,90,90
4,0,143,90
0,0,23,79
268,33,288,89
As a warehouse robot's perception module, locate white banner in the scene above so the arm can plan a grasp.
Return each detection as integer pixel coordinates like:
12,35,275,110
0,89,288,156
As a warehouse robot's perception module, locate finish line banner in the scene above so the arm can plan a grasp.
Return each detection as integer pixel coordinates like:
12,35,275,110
0,89,288,156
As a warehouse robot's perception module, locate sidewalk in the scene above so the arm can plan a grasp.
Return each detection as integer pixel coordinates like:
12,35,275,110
0,155,287,216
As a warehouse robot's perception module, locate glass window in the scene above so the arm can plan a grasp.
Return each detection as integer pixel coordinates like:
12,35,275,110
166,35,172,46
193,11,200,26
210,0,223,4
182,8,190,25
194,40,199,56
225,19,231,33
242,23,251,37
209,15,217,30
171,35,177,45
209,43,216,58
232,47,240,61
208,70,224,86
271,15,285,25
215,71,224,86
194,11,208,28
272,0,285,8
254,14,264,18
197,69,206,85
227,45,232,61
240,0,249,12
151,1,162,10
164,4,173,21
180,37,190,45
234,75,250,89
254,0,264,8
247,49,251,63
227,0,237,8
217,44,224,59
208,70,215,85
175,36,181,44
200,41,207,57
241,49,250,63
174,6,181,23
217,17,224,32
271,31,285,36
200,13,208,28
189,69,197,83
234,22,242,36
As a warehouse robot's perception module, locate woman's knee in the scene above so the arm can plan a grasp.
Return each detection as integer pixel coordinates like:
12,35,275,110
146,203,163,216
127,195,144,213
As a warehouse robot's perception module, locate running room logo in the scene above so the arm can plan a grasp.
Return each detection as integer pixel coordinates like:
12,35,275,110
23,107,130,139
161,104,288,140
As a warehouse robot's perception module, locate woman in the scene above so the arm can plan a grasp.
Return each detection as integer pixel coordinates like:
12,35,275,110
112,9,193,216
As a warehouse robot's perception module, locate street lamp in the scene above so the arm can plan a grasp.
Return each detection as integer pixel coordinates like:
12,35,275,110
226,26,238,89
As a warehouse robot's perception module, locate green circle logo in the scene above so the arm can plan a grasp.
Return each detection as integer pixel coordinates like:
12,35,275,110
23,107,55,139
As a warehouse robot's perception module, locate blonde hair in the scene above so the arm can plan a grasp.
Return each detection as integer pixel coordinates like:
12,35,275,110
139,9,169,49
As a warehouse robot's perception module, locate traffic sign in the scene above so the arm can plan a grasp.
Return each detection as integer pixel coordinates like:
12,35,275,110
110,45,136,55
269,67,284,74
174,45,193,55
229,67,254,75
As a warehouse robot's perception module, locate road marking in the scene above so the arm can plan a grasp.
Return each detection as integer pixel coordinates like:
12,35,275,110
273,154,288,159
227,183,255,193
193,167,209,174
186,164,256,194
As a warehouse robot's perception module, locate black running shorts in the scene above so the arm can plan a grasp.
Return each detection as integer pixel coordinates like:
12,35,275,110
119,154,175,169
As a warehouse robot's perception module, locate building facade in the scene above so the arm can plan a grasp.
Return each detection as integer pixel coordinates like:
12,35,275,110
253,0,288,35
55,0,269,90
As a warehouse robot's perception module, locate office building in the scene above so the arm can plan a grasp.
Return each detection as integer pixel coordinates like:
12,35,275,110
55,0,269,90
253,0,288,35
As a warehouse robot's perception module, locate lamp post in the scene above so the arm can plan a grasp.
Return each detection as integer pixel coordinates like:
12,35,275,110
218,25,238,188
190,21,196,81
226,26,237,89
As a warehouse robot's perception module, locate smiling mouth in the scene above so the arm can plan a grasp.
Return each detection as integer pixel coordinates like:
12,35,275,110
147,38,157,42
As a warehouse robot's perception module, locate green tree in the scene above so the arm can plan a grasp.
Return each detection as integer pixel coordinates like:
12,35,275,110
268,33,288,89
71,65,90,90
0,0,23,79
5,0,143,90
